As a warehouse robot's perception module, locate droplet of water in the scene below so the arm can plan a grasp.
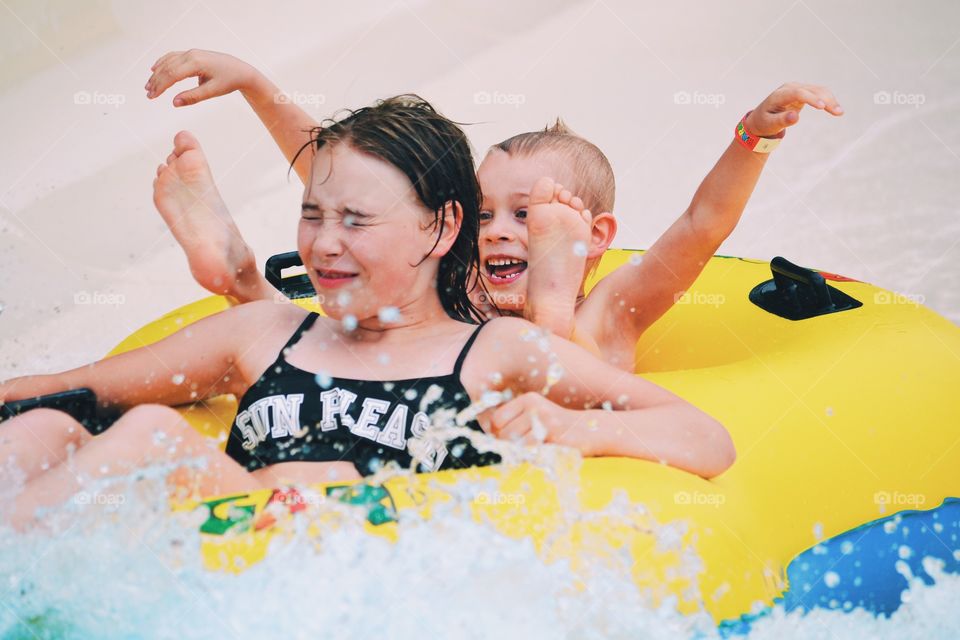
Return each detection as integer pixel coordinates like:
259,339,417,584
572,241,587,257
337,291,352,306
171,373,185,385
342,315,358,331
530,413,548,443
813,522,824,541
546,362,564,388
404,388,418,401
840,541,854,555
898,545,912,559
629,253,643,266
378,306,401,323
315,372,333,389
377,353,391,365
823,571,840,588
883,520,898,534
451,443,466,458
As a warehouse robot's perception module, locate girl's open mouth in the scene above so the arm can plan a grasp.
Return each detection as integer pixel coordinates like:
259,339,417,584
315,269,358,288
484,257,527,284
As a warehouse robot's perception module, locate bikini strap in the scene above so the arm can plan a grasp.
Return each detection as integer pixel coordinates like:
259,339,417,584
281,311,320,353
452,322,487,377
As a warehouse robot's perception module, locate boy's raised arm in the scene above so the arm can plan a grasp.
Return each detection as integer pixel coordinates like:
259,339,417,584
591,83,843,341
146,49,320,184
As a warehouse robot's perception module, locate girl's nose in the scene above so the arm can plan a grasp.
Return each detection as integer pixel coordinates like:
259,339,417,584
312,220,346,256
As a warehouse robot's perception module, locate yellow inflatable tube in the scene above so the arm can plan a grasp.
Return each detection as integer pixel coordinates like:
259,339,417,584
107,250,960,623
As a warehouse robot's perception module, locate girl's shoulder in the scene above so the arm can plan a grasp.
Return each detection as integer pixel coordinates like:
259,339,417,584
462,316,545,381
217,300,320,373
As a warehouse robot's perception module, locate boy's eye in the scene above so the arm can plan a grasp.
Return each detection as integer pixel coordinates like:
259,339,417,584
515,209,527,220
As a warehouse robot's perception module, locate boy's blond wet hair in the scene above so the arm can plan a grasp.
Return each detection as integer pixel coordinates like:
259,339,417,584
493,119,615,216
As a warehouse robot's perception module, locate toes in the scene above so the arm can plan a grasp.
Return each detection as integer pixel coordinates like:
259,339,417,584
558,189,572,205
173,130,201,155
581,209,592,224
570,195,585,211
529,176,556,205
156,163,167,176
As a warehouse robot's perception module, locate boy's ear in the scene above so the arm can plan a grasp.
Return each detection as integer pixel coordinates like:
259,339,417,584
587,212,617,259
429,200,463,257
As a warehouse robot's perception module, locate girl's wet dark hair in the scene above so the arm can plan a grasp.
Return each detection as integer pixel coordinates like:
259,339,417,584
291,95,488,324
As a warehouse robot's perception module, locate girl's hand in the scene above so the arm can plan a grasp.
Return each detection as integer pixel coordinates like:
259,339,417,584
489,392,575,447
145,49,259,107
745,82,843,137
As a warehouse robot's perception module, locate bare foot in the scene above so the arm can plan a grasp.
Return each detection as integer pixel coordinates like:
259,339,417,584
152,131,274,302
523,177,592,339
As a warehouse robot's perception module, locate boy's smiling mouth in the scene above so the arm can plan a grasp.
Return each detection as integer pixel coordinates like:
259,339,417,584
484,255,527,284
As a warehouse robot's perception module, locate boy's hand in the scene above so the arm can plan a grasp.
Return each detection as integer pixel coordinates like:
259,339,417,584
744,82,843,137
145,49,258,107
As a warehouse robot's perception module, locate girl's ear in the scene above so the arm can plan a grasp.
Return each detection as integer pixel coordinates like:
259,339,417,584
429,200,463,257
587,211,617,259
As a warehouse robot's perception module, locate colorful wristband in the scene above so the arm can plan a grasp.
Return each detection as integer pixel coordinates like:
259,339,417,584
735,110,784,153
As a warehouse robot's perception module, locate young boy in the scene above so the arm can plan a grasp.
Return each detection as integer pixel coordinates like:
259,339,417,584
145,50,843,370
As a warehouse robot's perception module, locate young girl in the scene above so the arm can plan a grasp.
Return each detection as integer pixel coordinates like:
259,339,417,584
142,50,843,370
0,96,734,530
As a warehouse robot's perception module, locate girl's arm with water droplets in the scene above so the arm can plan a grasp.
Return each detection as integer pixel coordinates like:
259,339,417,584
485,317,735,478
1,300,290,414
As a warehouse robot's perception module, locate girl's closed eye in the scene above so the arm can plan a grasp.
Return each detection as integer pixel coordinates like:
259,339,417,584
343,208,375,228
301,203,322,221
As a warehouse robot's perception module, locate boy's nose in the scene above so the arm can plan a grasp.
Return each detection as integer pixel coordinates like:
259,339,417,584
484,213,517,242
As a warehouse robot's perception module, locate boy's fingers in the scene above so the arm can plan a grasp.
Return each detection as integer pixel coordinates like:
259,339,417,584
173,82,219,107
780,86,821,110
152,58,202,97
150,51,181,73
810,86,843,115
774,110,800,129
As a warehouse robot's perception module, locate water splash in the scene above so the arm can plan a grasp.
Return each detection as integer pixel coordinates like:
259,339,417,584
2,456,959,638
